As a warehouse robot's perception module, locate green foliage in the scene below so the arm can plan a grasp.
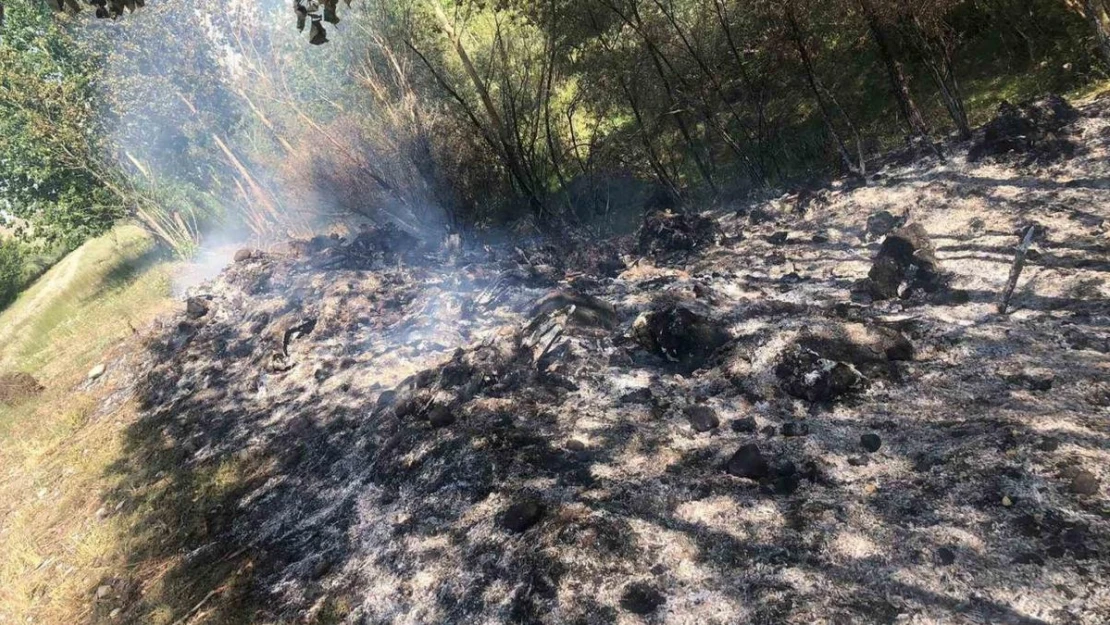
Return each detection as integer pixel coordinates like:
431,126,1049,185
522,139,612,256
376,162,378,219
0,238,25,311
0,0,125,247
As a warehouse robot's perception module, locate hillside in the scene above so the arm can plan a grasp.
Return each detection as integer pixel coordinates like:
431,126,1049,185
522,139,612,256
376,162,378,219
30,95,1100,625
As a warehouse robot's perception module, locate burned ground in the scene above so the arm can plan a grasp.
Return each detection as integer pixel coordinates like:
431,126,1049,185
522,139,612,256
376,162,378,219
92,98,1110,624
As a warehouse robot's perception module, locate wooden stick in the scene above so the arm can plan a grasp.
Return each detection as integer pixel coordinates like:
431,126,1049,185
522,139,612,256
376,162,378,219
998,225,1036,314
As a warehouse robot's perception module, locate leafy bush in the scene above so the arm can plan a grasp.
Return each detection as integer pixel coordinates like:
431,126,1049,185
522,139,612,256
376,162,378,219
0,240,26,311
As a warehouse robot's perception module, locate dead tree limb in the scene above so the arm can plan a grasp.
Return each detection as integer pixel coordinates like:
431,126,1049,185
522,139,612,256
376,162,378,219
998,225,1036,314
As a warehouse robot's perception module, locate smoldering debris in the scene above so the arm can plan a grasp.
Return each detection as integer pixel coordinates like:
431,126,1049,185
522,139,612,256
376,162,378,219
111,98,1110,624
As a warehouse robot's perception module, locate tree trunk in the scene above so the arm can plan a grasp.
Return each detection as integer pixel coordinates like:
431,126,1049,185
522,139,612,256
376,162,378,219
906,17,971,140
857,0,941,157
622,1,718,194
428,1,544,211
1081,0,1110,67
651,0,766,187
785,3,865,177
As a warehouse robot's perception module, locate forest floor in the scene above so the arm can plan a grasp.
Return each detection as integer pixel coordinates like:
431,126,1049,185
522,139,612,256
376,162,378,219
2,94,1109,625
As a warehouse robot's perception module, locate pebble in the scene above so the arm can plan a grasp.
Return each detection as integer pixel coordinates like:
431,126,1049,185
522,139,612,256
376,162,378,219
726,444,769,480
96,585,112,599
847,456,870,467
88,364,106,380
861,433,882,453
683,405,720,433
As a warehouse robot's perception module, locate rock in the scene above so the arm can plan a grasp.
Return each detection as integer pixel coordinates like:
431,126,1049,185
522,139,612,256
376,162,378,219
500,499,545,533
847,456,870,467
866,211,902,239
185,297,210,319
781,421,810,437
1038,437,1060,452
1071,470,1101,496
868,223,947,300
683,405,720,433
747,207,775,225
234,248,259,263
861,433,882,453
632,304,731,373
425,404,456,428
638,210,721,258
775,473,801,495
87,364,106,380
619,388,653,405
96,584,112,599
726,444,769,480
936,547,957,566
766,231,789,245
565,439,587,452
620,582,665,615
730,417,757,433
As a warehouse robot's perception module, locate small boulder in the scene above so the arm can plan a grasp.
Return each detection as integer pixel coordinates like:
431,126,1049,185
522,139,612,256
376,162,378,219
620,388,653,404
500,499,545,533
1071,471,1100,496
866,211,902,239
868,223,947,300
861,433,882,453
781,421,810,437
766,231,789,245
185,297,210,319
620,582,666,615
234,248,259,263
730,417,757,433
726,444,770,480
425,404,456,428
683,405,720,433
936,547,957,566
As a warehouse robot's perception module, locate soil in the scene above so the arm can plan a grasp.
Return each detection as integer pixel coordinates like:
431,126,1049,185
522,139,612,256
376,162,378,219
107,95,1110,624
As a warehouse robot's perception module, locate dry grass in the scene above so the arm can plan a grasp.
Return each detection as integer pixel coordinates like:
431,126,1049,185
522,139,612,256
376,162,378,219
0,225,180,624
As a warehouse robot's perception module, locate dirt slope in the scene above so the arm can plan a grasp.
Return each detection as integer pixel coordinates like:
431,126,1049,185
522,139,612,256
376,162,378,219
101,98,1109,625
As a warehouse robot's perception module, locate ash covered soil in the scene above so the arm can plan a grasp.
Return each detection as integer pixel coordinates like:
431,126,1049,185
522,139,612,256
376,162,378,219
104,96,1110,625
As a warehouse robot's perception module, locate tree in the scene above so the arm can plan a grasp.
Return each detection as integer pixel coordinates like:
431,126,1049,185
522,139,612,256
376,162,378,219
0,0,124,246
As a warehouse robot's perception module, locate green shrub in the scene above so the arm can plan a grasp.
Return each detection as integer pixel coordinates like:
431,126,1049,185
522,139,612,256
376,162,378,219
0,240,26,311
